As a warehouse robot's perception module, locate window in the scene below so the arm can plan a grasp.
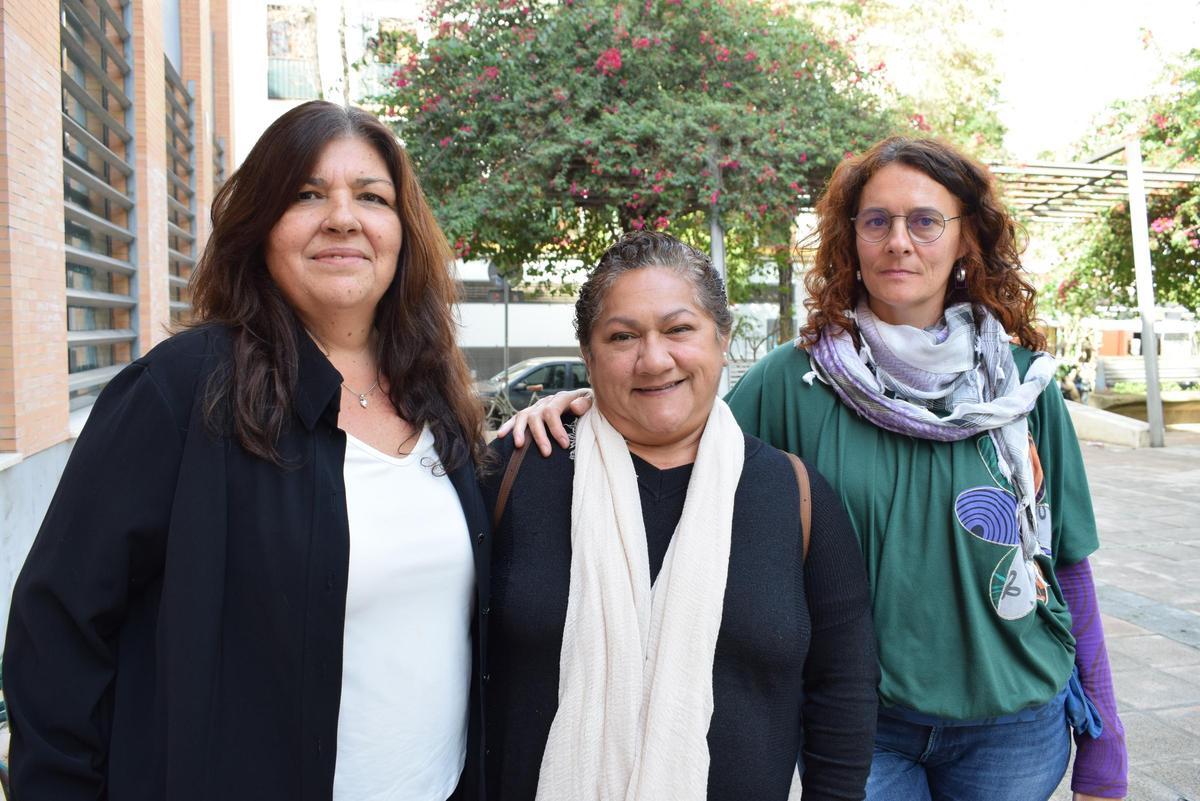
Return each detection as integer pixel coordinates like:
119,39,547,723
267,5,320,100
521,364,569,391
571,363,590,389
61,0,136,410
165,56,196,324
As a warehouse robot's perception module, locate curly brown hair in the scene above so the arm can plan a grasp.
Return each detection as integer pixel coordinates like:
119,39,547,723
798,136,1045,351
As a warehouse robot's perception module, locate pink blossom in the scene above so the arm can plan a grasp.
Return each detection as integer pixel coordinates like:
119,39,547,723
393,77,410,88
459,125,473,133
744,50,758,62
631,217,646,230
910,113,931,132
630,167,642,177
722,81,732,88
439,136,452,148
595,47,623,75
799,152,807,163
715,46,730,62
1152,112,1169,130
652,184,664,193
482,65,500,80
633,37,651,49
710,191,720,205
1150,216,1176,233
654,216,670,230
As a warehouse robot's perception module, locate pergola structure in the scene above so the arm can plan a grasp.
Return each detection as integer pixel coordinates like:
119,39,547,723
988,142,1200,447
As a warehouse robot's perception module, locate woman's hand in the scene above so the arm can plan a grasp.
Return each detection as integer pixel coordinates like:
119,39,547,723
497,389,594,456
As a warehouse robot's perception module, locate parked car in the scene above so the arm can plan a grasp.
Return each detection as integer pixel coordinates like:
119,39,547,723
475,356,590,425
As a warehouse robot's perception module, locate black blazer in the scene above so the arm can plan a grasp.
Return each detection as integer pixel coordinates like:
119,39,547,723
4,324,490,801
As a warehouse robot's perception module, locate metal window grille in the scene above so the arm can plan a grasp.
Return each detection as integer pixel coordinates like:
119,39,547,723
61,0,136,410
213,134,226,193
164,57,196,324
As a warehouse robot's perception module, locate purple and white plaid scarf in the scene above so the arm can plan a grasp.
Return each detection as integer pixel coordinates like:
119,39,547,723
805,301,1056,574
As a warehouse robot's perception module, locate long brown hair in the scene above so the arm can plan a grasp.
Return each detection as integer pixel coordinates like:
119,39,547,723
190,101,483,470
799,136,1045,351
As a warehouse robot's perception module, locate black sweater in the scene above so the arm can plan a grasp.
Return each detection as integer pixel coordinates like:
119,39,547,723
483,421,879,801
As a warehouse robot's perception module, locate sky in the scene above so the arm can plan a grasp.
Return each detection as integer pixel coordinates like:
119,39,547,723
996,0,1200,160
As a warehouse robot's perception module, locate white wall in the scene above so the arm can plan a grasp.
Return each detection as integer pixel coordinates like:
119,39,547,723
456,303,579,348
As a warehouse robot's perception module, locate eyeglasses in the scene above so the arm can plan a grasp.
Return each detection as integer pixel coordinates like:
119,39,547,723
851,208,962,244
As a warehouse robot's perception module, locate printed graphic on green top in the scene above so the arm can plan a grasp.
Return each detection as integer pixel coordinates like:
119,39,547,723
955,434,1052,621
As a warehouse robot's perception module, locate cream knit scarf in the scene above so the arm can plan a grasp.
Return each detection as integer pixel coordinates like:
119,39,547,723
536,400,800,801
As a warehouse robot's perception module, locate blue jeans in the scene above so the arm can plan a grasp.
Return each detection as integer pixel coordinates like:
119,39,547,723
865,702,1071,801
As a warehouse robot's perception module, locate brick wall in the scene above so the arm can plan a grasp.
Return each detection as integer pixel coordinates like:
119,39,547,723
0,0,232,462
130,0,170,350
0,0,68,455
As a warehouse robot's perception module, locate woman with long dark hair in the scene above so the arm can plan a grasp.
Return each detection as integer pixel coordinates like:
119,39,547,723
4,101,488,801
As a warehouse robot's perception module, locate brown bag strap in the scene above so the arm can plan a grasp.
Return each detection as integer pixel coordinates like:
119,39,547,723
491,443,531,530
785,452,812,562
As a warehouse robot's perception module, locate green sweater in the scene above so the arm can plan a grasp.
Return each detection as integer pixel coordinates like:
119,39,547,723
725,341,1099,720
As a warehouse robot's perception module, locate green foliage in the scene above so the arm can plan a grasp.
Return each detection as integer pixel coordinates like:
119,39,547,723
373,0,895,284
802,0,1008,159
1056,48,1200,314
1110,380,1186,394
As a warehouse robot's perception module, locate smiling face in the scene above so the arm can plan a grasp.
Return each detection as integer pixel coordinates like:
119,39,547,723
855,162,967,328
264,136,402,328
584,266,728,463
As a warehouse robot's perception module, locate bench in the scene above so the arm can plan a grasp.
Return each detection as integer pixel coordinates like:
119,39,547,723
1094,355,1200,390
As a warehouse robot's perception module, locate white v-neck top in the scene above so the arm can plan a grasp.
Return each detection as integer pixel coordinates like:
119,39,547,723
333,426,474,801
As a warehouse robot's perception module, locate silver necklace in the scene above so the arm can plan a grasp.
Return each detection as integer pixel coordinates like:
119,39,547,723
342,372,381,409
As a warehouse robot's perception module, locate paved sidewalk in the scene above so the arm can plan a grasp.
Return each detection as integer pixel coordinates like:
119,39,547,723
1052,428,1200,801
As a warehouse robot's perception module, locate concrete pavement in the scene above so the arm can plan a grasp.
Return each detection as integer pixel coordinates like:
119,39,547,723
1052,428,1200,801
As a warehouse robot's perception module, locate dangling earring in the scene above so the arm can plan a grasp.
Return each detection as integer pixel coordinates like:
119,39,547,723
855,269,862,282
954,263,967,290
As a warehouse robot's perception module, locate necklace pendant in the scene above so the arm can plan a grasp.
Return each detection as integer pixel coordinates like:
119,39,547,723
358,394,369,409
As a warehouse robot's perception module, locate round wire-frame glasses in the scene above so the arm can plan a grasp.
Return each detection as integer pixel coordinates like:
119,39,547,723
851,208,963,244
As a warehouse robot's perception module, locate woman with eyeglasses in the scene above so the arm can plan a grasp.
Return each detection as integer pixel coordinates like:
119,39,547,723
503,137,1127,801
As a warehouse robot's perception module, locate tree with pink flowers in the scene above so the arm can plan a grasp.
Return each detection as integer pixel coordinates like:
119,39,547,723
373,0,894,336
1055,48,1200,315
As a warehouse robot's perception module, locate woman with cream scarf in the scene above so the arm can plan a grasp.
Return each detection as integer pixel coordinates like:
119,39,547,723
505,138,1127,801
483,231,878,801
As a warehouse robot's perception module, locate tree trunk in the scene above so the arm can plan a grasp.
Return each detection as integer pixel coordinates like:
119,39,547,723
777,253,794,344
340,3,351,103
